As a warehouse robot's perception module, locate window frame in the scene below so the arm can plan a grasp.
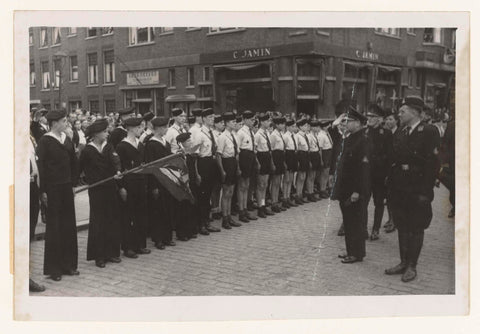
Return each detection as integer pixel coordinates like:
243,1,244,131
41,61,50,90
53,59,61,89
168,68,176,88
87,52,99,85
207,27,245,35
187,67,195,88
86,27,98,39
374,28,401,38
29,28,34,46
101,27,114,36
203,66,210,82
128,27,155,46
69,55,78,82
39,27,49,48
158,27,174,35
423,28,443,45
52,27,62,46
67,27,77,36
89,100,100,114
103,50,116,84
406,28,416,35
30,62,36,86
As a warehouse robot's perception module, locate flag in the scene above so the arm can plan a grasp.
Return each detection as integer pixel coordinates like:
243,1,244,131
135,153,195,204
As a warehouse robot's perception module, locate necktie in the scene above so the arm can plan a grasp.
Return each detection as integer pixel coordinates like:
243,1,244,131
209,129,217,155
326,131,333,146
314,134,320,151
303,134,310,151
231,133,238,156
291,133,297,151
249,129,255,151
263,131,271,152
403,126,411,136
279,131,286,150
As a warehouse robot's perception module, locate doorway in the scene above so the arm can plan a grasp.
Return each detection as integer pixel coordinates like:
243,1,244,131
296,99,316,118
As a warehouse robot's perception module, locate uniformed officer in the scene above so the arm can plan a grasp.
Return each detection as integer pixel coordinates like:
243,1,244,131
255,113,275,218
108,106,136,149
383,111,400,233
116,116,151,258
36,109,79,281
331,108,369,264
385,96,439,282
364,104,393,241
270,116,287,212
294,119,310,205
282,119,299,208
236,110,259,222
216,112,242,229
79,119,123,268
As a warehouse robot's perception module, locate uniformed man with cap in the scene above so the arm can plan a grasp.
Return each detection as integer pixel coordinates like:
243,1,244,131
294,118,310,205
79,118,123,268
165,108,188,154
331,108,370,264
31,108,49,143
144,116,176,249
317,120,334,198
385,96,439,282
282,119,299,208
139,111,155,144
363,104,393,241
211,115,225,220
108,106,136,149
270,116,287,212
115,116,151,258
236,110,259,222
36,109,79,281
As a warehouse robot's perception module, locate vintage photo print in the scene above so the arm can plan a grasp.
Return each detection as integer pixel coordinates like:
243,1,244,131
13,11,469,321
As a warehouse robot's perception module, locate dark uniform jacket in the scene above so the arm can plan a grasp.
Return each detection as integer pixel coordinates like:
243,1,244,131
30,121,48,143
364,126,393,182
108,126,128,149
79,143,121,186
389,122,439,201
331,129,370,202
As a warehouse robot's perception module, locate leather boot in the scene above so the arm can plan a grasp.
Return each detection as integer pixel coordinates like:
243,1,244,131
265,206,275,216
206,222,221,232
245,209,257,221
402,231,424,282
239,210,249,223
271,203,282,213
221,216,232,229
228,215,242,227
385,231,409,275
288,198,298,207
257,206,266,218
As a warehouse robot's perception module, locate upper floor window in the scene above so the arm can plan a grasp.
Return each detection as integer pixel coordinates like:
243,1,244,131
87,53,98,85
129,27,154,45
41,61,50,89
101,27,114,35
40,27,49,47
203,67,210,81
69,56,78,82
103,50,115,83
53,27,61,45
68,27,77,35
406,28,415,35
30,62,35,86
53,59,61,88
168,68,175,88
451,30,456,49
158,27,173,34
423,28,442,44
86,27,97,38
187,67,195,87
29,28,33,45
374,28,400,37
209,27,241,33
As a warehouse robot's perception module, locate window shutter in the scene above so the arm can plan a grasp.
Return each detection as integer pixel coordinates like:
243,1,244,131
104,50,114,63
88,53,98,65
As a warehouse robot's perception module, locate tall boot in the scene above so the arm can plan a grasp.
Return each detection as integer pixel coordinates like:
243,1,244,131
402,231,424,282
385,231,409,275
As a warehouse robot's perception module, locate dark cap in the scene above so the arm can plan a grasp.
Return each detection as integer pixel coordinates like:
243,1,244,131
124,117,143,127
223,112,236,122
258,113,270,122
176,132,191,143
151,117,169,128
46,109,67,121
242,110,255,120
296,118,308,127
286,119,295,127
171,108,185,117
236,115,243,123
273,117,286,125
310,120,320,127
187,116,196,124
401,96,425,112
202,108,214,117
34,108,48,120
191,108,203,117
366,104,386,117
85,119,108,137
214,115,224,124
117,106,136,116
143,112,154,122
345,106,367,123
319,120,333,127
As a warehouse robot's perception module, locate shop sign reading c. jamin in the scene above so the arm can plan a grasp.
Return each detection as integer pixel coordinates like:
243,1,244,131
233,47,272,60
355,50,379,61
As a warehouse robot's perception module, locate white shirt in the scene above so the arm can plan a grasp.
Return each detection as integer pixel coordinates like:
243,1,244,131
87,140,107,153
283,130,297,151
237,125,255,151
295,131,309,152
217,129,238,158
317,129,332,150
197,125,215,158
269,129,285,151
254,128,271,153
121,136,140,149
149,135,167,146
78,129,87,146
405,120,421,135
45,131,66,144
307,132,320,152
165,123,185,154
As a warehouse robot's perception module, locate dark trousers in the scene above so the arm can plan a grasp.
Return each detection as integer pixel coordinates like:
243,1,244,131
339,199,366,259
150,188,174,244
197,157,217,225
120,178,148,252
364,179,387,232
43,183,78,276
30,181,40,242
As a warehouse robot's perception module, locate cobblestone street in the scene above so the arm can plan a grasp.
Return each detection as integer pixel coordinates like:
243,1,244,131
29,185,455,297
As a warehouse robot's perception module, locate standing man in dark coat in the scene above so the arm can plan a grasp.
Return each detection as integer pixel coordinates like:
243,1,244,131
331,108,370,264
36,109,79,281
385,96,439,282
116,116,151,258
364,104,393,241
108,106,135,149
30,108,49,143
79,119,123,268
144,116,176,249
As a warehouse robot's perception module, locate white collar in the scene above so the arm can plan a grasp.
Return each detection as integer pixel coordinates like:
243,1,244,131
150,136,166,144
88,140,107,153
407,120,422,133
45,131,66,144
122,136,139,148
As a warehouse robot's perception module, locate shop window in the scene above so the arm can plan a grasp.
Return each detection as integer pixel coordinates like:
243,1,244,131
209,27,242,34
297,81,319,95
155,89,165,116
297,61,320,77
101,27,114,35
223,63,270,81
125,91,135,108
40,27,49,47
53,59,61,89
89,100,99,114
377,67,397,82
158,27,173,34
129,27,154,45
187,67,195,87
203,67,210,81
30,62,35,86
86,27,97,38
29,28,33,45
168,68,175,87
137,89,151,99
103,50,115,83
69,101,82,113
423,28,442,44
69,56,78,81
344,63,368,80
416,70,423,89
53,27,61,45
408,68,413,88
68,27,77,35
374,28,400,37
104,99,116,114
41,61,50,90
87,53,98,85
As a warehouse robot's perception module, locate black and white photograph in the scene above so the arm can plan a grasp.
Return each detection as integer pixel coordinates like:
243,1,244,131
12,11,469,322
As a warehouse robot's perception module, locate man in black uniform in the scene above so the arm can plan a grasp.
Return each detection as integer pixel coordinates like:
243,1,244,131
36,109,79,281
331,108,369,264
364,104,393,241
385,96,439,282
108,106,135,149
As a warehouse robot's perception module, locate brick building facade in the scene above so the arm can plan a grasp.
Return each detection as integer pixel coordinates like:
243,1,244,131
29,27,456,118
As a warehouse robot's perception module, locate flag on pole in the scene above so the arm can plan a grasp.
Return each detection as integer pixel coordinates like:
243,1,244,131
135,153,195,204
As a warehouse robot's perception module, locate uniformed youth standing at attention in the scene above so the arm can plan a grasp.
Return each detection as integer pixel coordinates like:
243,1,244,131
385,96,439,282
317,120,334,198
79,119,123,268
306,120,322,202
269,116,287,212
108,106,136,149
211,115,225,221
294,118,310,205
331,109,370,264
36,109,79,281
282,119,299,208
115,116,151,258
215,112,242,229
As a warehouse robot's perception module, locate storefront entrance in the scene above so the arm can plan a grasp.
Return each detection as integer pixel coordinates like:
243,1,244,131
225,82,274,113
296,99,316,117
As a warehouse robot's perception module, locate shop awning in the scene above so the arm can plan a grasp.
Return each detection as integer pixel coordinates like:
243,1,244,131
344,60,374,68
132,98,153,103
377,65,402,72
297,94,320,100
119,84,166,90
213,61,271,71
165,94,197,103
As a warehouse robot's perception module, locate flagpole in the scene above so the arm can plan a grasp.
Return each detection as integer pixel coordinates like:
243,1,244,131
74,153,183,194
